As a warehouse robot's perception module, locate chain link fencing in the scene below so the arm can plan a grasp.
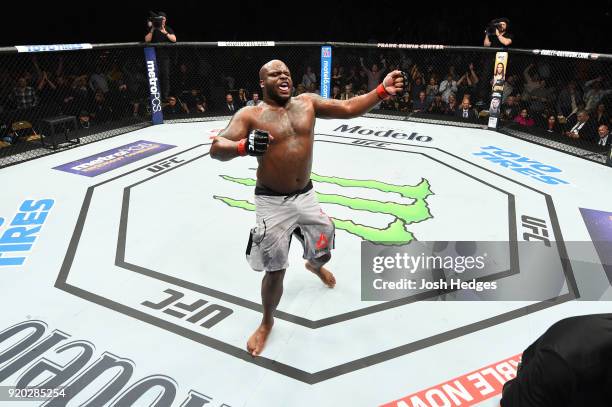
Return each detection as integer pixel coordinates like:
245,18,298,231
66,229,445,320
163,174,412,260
1,42,610,168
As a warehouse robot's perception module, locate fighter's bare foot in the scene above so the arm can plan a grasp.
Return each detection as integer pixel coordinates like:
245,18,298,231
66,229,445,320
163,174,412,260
306,261,336,288
247,324,273,357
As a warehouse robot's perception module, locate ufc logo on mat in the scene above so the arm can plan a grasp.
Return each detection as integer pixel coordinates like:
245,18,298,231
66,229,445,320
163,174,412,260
142,288,233,329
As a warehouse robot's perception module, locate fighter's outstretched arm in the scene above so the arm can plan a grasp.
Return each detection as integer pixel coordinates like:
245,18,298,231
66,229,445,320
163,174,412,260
308,70,405,119
209,108,252,161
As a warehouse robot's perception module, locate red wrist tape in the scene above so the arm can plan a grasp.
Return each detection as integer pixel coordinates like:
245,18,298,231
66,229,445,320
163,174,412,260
237,139,247,156
376,83,390,100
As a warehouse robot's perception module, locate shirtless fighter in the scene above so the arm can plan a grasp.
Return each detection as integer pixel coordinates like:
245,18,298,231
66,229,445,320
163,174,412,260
210,60,405,356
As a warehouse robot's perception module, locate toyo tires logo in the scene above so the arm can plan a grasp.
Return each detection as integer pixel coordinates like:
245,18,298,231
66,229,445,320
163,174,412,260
214,173,434,244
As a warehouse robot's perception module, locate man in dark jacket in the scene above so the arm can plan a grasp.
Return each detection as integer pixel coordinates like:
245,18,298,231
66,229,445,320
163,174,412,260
501,314,612,407
456,98,478,121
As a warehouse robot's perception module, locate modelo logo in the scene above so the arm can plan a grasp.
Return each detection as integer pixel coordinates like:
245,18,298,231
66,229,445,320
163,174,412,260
0,320,231,406
146,60,162,113
0,199,53,267
473,146,569,185
334,124,433,142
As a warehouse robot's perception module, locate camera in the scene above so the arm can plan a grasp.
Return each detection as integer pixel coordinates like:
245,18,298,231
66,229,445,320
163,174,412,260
486,21,502,35
149,11,164,29
486,18,509,36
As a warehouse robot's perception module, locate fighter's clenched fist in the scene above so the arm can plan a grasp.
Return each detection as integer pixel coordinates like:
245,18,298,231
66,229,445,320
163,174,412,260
238,129,272,156
377,70,409,99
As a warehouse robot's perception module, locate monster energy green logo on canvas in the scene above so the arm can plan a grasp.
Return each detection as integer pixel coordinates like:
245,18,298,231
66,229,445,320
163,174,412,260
214,173,433,244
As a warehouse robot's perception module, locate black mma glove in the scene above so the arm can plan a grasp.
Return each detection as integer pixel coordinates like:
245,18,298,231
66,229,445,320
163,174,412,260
237,129,271,156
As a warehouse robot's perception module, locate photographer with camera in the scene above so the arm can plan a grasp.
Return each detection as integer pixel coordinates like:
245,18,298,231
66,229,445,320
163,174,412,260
145,11,176,99
483,18,513,47
145,11,176,44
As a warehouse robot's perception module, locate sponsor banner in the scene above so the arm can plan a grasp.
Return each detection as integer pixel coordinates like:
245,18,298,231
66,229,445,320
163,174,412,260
0,320,231,406
15,43,92,53
361,240,575,301
217,41,275,47
53,140,176,177
532,49,596,59
580,208,612,283
332,123,433,142
473,145,569,185
380,354,521,407
320,46,332,98
488,52,508,130
144,47,164,125
0,199,54,267
377,44,445,49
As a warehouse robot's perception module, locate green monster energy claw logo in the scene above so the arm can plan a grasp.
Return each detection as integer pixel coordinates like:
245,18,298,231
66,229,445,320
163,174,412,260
214,173,433,244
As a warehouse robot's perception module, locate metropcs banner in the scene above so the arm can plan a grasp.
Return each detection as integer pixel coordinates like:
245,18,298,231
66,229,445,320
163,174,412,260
144,47,164,125
53,140,176,177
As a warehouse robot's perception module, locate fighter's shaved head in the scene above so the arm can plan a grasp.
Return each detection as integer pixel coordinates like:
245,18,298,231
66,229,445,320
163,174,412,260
259,59,293,105
259,60,289,80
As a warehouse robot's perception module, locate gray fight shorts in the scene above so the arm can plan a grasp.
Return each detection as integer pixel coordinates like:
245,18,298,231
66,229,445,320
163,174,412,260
246,180,335,272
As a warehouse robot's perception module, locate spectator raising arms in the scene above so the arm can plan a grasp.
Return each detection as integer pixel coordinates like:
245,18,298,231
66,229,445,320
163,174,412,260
439,74,458,103
360,56,386,91
457,63,479,101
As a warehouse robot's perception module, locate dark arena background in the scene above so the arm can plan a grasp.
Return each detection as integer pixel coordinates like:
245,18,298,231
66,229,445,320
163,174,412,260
1,3,611,407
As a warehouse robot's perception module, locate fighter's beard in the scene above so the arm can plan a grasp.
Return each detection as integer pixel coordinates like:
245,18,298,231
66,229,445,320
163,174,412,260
265,86,291,106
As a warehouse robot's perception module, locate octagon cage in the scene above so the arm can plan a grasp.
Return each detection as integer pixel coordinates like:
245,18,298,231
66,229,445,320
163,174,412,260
0,41,610,168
